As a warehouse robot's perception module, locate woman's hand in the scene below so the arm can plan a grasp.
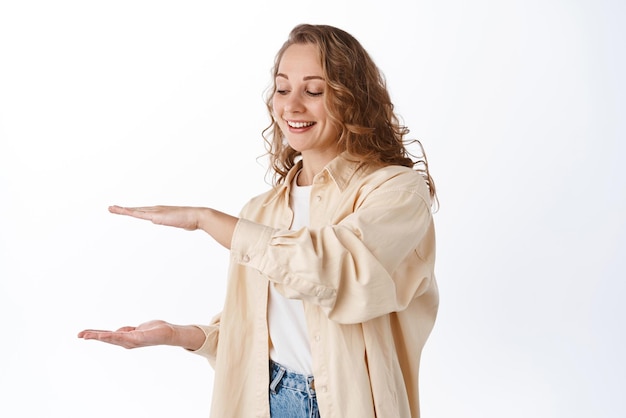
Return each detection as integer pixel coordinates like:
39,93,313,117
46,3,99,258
108,205,238,249
77,320,206,351
108,205,206,231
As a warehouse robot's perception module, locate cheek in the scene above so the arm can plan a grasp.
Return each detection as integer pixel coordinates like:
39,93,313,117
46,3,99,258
271,95,283,116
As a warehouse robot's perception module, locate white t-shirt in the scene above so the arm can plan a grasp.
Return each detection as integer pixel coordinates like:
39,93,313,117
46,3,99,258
267,174,313,373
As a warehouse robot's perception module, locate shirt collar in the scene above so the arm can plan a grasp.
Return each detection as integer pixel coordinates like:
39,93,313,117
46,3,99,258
323,152,364,191
264,153,365,206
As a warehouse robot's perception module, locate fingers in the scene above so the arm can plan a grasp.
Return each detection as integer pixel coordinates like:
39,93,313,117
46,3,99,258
77,329,109,340
108,205,158,221
77,329,110,338
109,205,160,213
77,328,125,339
78,329,141,349
108,205,129,214
77,327,136,339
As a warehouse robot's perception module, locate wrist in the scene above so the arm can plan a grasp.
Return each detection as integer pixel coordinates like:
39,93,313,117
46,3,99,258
196,207,214,234
197,207,238,249
173,324,206,351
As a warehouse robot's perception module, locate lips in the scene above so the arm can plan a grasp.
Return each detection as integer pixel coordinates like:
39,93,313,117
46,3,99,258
286,120,316,129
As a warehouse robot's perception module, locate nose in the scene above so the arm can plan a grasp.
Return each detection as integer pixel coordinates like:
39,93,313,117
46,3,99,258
284,92,304,114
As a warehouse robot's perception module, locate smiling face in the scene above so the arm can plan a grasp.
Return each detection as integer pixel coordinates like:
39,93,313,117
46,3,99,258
272,43,340,164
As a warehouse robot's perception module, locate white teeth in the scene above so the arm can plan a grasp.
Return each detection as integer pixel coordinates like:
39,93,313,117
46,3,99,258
287,120,315,128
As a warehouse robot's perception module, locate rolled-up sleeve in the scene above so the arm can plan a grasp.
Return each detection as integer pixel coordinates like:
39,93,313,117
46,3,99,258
188,313,221,367
230,169,435,324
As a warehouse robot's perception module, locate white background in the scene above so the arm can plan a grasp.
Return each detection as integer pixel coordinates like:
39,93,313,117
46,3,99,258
1,1,624,417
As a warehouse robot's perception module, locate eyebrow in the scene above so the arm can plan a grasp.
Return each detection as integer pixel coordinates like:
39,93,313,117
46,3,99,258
276,73,325,81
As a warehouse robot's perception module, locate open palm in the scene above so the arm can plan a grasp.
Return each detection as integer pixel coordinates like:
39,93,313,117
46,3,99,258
78,320,176,349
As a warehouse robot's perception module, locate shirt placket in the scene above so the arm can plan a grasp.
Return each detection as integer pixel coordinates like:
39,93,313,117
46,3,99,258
306,170,335,416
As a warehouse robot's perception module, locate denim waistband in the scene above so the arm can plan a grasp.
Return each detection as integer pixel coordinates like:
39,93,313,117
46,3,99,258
269,359,316,395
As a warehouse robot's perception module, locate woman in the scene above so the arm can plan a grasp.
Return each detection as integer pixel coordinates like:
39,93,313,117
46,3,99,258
79,23,439,418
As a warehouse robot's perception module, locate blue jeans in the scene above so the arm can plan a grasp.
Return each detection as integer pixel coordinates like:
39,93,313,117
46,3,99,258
269,360,320,418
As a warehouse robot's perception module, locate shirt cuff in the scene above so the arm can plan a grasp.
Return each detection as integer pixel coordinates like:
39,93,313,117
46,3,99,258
230,218,276,267
186,324,219,367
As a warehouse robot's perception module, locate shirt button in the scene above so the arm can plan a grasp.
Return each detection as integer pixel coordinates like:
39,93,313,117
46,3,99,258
320,386,327,393
315,195,322,202
314,335,320,342
241,255,250,263
319,175,326,182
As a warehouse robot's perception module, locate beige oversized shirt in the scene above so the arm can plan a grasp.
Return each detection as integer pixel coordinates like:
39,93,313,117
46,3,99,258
192,154,438,417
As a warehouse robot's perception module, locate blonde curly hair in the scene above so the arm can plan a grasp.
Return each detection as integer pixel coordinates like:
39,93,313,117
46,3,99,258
263,24,437,206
